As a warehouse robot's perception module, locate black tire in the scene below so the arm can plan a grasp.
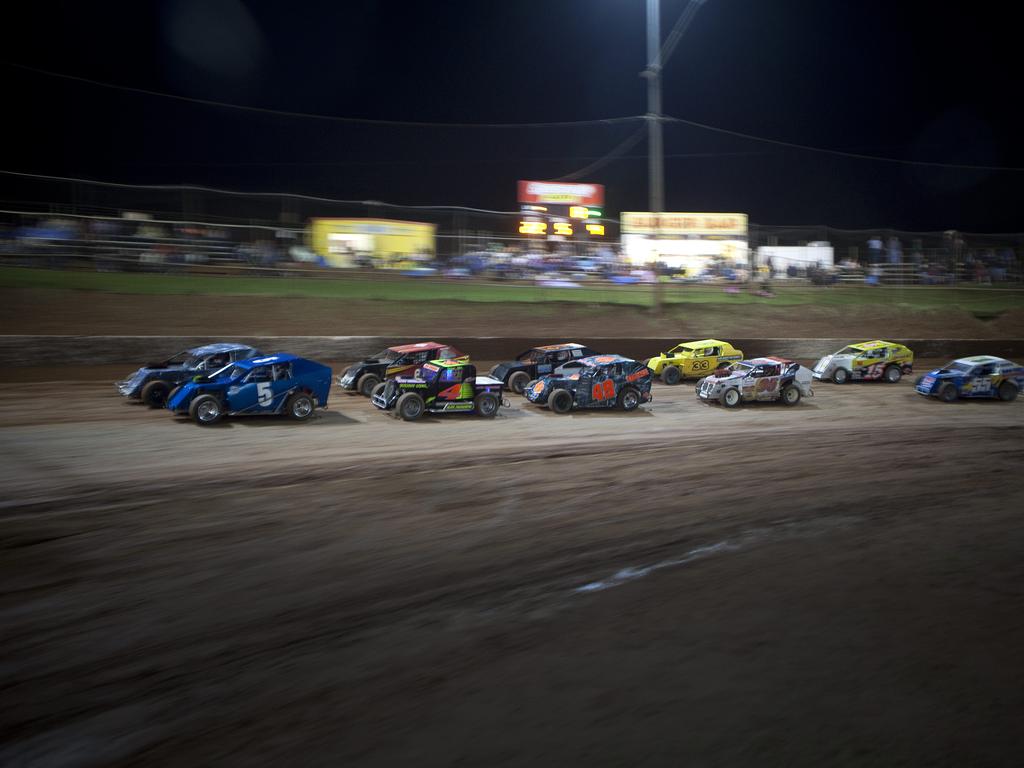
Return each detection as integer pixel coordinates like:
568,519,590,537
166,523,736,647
781,384,801,406
286,392,315,421
548,388,574,414
997,381,1018,402
938,383,958,403
188,394,223,425
661,365,682,385
720,387,741,408
883,365,902,383
618,387,641,411
475,391,500,418
357,373,381,397
507,371,530,395
140,380,171,408
371,382,386,400
396,392,425,421
831,367,849,384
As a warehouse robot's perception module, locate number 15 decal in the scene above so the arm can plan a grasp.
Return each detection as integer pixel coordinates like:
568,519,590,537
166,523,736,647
257,382,273,406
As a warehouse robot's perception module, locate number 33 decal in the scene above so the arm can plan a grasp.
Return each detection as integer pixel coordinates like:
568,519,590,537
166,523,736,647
257,382,273,406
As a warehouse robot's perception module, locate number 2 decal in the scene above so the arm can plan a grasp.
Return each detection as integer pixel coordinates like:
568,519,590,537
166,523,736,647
257,382,273,406
591,379,616,401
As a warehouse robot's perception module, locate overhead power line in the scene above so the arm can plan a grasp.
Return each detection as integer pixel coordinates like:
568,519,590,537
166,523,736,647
556,127,648,181
6,62,642,129
662,114,1024,172
0,169,521,215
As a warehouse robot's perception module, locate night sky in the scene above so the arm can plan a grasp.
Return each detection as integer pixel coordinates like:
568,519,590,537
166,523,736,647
5,0,1022,231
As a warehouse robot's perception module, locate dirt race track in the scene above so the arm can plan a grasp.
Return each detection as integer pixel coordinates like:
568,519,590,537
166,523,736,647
3,364,1024,767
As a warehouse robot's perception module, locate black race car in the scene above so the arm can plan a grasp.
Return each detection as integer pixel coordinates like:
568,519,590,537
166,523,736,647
489,342,598,394
336,341,465,396
524,355,653,413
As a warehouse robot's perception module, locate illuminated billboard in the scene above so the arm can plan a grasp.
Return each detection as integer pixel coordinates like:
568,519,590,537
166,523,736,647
621,212,748,238
517,180,605,207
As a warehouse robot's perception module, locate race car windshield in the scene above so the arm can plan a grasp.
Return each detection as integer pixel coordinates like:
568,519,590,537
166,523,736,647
166,350,192,365
209,363,242,379
728,363,753,375
837,346,863,355
376,349,402,363
672,345,695,354
941,361,973,374
517,349,543,363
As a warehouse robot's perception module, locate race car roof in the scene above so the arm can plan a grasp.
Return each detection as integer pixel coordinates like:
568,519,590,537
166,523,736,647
534,342,587,351
388,341,450,354
423,358,471,369
188,342,257,355
676,338,729,348
847,340,899,351
579,354,636,366
954,355,1009,365
233,353,301,368
744,356,797,366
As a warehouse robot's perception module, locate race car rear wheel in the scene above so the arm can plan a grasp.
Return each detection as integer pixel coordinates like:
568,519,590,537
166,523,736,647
831,368,849,384
938,383,958,403
507,371,530,395
781,385,801,406
883,365,902,383
548,389,574,414
189,394,223,425
997,381,1018,402
661,365,681,385
396,392,425,421
721,388,741,408
286,392,315,421
618,387,641,411
475,392,500,418
371,382,386,400
141,380,171,408
357,373,381,397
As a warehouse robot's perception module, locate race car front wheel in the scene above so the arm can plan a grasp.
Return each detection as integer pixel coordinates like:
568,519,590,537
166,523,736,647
938,383,958,403
661,366,681,385
287,393,315,421
507,371,530,394
883,365,902,383
721,388,741,408
396,392,425,421
189,394,224,425
997,382,1018,402
357,373,381,397
141,380,171,408
618,387,641,411
548,389,574,414
831,368,849,384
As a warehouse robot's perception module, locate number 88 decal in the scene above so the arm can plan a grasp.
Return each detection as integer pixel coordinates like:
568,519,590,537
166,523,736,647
591,379,616,401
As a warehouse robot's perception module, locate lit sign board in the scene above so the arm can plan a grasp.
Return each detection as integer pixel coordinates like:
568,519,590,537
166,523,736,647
518,221,548,235
585,223,606,236
569,206,589,219
518,180,604,206
553,222,573,236
620,212,748,237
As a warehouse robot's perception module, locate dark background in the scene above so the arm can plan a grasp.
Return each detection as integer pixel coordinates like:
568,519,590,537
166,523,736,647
3,0,1021,230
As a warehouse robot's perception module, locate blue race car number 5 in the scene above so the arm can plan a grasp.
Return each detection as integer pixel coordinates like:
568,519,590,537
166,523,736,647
257,382,273,406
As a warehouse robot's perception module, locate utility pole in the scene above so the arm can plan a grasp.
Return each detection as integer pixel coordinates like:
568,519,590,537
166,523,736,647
645,0,664,214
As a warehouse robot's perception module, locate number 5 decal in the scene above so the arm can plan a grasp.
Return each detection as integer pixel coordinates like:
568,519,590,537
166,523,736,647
257,382,273,406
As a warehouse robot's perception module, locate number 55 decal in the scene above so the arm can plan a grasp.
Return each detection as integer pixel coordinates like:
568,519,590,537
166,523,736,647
257,382,273,406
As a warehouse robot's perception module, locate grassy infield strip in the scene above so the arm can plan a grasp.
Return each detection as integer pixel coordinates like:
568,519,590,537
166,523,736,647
1,266,1022,313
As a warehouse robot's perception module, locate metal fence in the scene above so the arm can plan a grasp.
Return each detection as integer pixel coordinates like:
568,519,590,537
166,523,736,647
1,171,1023,286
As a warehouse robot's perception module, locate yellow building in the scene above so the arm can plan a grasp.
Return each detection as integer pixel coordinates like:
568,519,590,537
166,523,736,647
310,218,436,268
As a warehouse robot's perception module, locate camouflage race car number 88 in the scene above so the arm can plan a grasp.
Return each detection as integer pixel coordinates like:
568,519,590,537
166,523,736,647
591,380,616,401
